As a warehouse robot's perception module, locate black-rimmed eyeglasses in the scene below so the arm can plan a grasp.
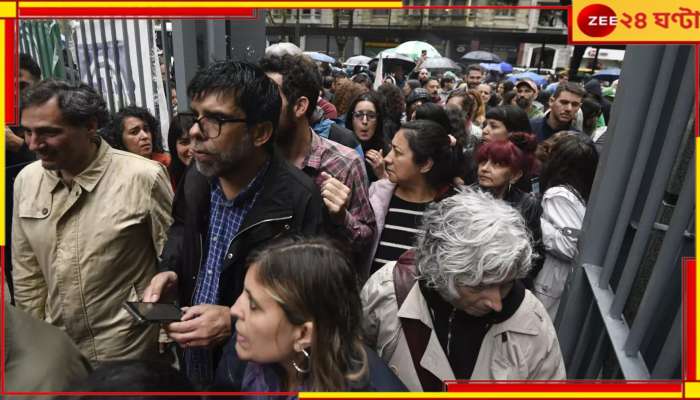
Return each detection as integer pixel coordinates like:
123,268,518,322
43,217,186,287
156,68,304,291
178,112,247,139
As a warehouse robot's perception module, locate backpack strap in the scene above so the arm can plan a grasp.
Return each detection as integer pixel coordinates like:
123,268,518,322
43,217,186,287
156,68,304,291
393,250,444,391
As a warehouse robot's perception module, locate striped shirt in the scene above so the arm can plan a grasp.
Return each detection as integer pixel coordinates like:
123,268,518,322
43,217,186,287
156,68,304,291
372,194,428,274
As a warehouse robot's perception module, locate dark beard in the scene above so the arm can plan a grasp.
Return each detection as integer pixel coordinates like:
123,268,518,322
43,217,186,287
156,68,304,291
515,97,531,110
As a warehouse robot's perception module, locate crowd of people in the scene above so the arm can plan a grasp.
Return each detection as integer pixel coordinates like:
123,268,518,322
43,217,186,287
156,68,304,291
6,45,609,394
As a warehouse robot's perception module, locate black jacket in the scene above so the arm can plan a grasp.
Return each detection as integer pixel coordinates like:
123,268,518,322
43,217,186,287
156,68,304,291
159,152,325,307
504,188,545,288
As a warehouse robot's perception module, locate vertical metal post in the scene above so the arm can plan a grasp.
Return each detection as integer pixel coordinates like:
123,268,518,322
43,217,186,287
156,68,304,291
89,20,104,96
623,151,694,354
110,19,125,110
609,46,694,317
79,20,94,88
99,20,115,112
72,30,82,83
651,307,682,378
171,20,199,113
567,300,596,377
582,46,664,284
161,20,172,121
206,20,227,63
133,20,147,107
121,19,136,105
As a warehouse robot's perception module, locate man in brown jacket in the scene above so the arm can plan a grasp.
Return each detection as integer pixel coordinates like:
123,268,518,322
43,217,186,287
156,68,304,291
12,80,173,364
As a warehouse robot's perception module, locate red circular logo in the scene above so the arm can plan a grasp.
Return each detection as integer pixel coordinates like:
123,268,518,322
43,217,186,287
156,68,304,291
577,4,617,37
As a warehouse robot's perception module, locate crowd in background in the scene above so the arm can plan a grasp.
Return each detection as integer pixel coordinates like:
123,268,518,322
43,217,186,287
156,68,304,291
6,43,610,395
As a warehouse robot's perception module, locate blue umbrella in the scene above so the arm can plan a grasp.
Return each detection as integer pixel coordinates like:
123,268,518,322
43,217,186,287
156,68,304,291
303,51,336,64
591,68,621,82
507,71,548,87
498,61,513,74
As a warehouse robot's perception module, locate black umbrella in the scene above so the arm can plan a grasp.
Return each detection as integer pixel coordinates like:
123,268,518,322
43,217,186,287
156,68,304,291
461,50,502,64
369,51,416,73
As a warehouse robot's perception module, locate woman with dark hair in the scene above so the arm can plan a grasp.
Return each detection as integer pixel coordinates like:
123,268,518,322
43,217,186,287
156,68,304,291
377,82,405,140
216,237,406,392
367,119,463,275
482,105,532,143
166,115,192,189
475,132,544,288
501,90,517,107
416,103,476,186
533,133,599,318
105,105,171,168
345,91,390,183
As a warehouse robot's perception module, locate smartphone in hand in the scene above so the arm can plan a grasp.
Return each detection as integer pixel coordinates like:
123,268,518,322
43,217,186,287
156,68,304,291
123,302,183,324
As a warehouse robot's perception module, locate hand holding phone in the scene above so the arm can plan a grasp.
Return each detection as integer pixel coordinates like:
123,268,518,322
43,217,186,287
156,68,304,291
123,301,183,324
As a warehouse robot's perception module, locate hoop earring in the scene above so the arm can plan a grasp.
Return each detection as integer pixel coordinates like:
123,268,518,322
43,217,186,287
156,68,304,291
292,348,310,374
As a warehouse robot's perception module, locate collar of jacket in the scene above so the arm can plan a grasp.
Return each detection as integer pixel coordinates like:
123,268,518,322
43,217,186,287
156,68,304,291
44,138,111,193
396,251,540,338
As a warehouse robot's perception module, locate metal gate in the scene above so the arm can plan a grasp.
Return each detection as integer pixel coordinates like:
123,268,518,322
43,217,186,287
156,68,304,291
556,45,694,380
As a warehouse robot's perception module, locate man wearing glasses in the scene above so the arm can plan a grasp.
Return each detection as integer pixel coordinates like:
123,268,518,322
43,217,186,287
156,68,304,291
143,61,324,386
260,53,376,280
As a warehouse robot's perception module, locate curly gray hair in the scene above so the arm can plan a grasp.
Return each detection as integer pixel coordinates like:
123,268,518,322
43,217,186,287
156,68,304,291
416,186,532,301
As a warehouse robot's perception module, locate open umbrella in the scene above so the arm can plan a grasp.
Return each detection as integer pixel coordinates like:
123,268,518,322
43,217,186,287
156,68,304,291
461,50,501,64
344,55,372,67
591,67,621,82
498,61,513,74
303,51,336,64
369,48,416,73
394,40,441,60
423,57,462,73
507,71,548,87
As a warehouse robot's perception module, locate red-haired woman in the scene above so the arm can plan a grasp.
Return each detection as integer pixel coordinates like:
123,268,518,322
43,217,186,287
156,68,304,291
474,132,544,288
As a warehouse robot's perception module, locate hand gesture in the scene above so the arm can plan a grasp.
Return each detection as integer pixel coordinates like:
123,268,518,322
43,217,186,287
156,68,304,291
320,171,351,225
365,149,387,180
165,304,232,348
143,271,178,303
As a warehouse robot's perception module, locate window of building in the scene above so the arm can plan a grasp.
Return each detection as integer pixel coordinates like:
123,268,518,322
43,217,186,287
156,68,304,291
372,9,390,16
489,0,518,17
451,0,467,16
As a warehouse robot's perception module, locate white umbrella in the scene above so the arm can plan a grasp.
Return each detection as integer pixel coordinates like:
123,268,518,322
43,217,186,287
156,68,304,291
394,41,442,60
344,55,372,67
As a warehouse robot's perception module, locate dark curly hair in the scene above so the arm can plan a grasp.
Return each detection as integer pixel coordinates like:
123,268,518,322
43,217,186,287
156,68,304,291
259,54,321,121
105,105,164,153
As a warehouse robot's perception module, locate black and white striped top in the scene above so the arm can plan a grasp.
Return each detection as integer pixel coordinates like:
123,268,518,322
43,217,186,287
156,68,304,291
371,194,429,274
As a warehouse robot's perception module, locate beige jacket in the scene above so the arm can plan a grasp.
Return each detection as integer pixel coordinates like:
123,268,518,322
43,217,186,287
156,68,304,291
12,141,173,363
361,262,566,391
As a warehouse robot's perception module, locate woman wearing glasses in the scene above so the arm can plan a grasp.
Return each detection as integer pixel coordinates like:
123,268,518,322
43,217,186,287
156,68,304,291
367,119,463,276
344,92,389,183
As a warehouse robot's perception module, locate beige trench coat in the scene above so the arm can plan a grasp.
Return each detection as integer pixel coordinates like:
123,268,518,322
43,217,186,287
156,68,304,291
362,262,566,391
12,141,173,363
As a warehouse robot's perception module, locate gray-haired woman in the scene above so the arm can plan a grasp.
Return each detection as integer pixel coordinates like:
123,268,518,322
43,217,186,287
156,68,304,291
361,187,565,391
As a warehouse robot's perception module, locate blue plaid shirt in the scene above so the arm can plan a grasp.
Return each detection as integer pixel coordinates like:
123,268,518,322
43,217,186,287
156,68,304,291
186,162,269,385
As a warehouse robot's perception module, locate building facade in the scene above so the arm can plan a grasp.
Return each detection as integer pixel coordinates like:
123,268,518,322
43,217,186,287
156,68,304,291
266,1,569,68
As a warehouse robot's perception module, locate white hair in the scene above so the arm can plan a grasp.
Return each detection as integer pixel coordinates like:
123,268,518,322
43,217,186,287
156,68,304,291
265,42,302,57
416,186,533,301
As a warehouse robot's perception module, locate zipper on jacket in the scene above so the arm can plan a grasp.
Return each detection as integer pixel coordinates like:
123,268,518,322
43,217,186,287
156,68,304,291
447,307,456,357
190,234,204,305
